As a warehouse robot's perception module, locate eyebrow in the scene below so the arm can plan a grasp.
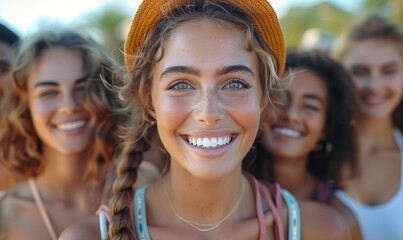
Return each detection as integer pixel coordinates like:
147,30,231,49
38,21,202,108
34,77,87,88
303,93,324,104
216,65,255,77
0,60,11,65
352,61,401,68
160,64,255,80
160,66,201,80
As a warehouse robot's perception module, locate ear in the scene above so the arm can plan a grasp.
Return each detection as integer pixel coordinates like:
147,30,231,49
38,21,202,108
145,88,156,120
148,107,156,120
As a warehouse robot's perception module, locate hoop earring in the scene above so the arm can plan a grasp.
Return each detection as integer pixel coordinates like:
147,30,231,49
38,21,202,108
314,140,333,156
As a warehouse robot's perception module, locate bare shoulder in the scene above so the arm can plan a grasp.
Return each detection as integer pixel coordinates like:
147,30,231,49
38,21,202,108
58,216,100,240
330,196,362,240
0,181,32,219
0,182,34,237
299,201,349,240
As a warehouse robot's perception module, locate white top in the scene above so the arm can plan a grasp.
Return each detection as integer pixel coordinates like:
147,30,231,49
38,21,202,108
335,129,403,240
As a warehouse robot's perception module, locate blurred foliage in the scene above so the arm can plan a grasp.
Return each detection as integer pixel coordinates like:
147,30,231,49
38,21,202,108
74,0,401,60
79,3,131,64
363,0,403,28
281,0,402,49
280,2,355,49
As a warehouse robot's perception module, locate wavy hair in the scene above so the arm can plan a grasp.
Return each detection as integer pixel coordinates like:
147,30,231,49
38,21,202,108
0,29,122,186
108,0,282,239
332,15,403,132
254,50,359,187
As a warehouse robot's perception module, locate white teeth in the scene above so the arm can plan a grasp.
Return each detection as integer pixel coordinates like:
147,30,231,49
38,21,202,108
188,136,231,148
57,120,86,131
274,128,301,138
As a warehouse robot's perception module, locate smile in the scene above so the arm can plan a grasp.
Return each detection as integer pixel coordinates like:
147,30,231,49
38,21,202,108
187,136,232,149
273,127,301,138
56,120,87,131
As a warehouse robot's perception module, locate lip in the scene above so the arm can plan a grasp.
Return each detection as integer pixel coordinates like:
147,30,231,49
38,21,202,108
360,93,389,106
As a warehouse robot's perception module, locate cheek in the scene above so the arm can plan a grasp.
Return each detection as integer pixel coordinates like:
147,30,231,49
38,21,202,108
351,77,366,91
308,114,326,140
156,97,189,129
30,100,54,127
226,96,262,132
389,75,403,93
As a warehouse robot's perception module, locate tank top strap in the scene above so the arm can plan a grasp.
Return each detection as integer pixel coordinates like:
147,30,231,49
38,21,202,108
134,185,151,240
96,204,111,240
281,189,301,240
28,179,58,240
245,173,285,240
245,173,301,240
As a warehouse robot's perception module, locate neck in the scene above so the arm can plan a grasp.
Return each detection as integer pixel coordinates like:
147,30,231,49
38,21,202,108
272,156,317,201
35,146,92,199
163,164,245,226
358,116,396,152
358,116,395,139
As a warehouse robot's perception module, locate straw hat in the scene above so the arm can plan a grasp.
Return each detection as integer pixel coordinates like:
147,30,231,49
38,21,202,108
125,0,285,75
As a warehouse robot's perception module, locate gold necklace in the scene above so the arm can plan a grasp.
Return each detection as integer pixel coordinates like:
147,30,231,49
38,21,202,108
164,179,245,232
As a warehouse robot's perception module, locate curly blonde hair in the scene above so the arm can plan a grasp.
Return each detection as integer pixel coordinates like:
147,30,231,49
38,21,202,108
0,29,122,186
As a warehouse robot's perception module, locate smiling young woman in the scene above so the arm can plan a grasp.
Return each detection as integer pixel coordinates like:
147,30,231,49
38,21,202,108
248,50,362,239
0,29,122,240
332,15,403,240
59,1,351,240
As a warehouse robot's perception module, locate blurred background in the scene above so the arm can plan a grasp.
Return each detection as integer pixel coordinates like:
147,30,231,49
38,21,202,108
0,0,402,63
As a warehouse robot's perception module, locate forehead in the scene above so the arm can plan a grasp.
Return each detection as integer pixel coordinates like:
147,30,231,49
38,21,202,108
0,41,14,61
343,39,403,67
28,47,85,87
285,69,327,98
156,17,256,71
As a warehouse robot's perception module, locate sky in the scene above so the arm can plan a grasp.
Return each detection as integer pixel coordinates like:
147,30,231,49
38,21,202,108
0,0,360,37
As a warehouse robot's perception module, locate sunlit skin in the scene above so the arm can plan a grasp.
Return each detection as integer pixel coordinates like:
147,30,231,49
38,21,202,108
343,39,403,120
27,47,97,156
259,69,328,200
339,39,403,207
151,18,262,182
0,47,103,240
261,69,327,162
58,17,351,240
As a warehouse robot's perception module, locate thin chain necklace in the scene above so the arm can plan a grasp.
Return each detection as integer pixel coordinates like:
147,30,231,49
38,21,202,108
164,178,245,232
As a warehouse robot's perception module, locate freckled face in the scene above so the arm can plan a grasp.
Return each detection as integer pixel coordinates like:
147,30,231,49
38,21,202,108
151,18,262,180
342,40,403,120
27,47,97,156
261,70,328,160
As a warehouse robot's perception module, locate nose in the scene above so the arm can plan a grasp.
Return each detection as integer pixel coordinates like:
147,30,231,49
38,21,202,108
282,103,299,123
364,73,382,94
193,89,224,126
59,92,80,114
